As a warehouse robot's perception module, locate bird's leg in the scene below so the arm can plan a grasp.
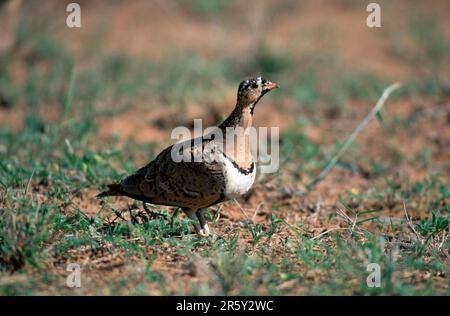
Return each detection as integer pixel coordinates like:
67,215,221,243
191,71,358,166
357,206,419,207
142,202,169,221
142,202,152,217
142,201,160,219
196,209,210,237
183,208,203,236
171,207,180,228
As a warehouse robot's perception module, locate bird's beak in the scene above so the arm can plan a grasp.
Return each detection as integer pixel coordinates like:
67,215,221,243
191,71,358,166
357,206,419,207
263,81,279,93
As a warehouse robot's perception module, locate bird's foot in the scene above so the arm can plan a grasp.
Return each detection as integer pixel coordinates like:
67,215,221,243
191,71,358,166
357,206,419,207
197,224,210,238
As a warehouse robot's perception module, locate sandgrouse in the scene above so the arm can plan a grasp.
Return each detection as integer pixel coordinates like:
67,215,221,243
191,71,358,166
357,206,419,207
98,77,279,237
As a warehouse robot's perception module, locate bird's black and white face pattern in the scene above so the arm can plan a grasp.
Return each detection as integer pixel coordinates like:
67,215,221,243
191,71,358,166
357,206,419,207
237,77,279,113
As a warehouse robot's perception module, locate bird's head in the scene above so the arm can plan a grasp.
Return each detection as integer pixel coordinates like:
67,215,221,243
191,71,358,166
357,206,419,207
237,77,279,113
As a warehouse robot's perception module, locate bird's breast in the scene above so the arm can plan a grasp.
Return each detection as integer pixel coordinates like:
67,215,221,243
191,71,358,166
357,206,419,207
219,153,256,199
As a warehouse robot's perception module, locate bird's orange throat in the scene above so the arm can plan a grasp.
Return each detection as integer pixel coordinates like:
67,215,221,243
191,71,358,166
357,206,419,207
241,106,253,130
222,106,254,170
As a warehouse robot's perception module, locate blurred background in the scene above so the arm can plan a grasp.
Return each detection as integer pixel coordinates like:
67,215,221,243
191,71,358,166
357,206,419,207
0,0,449,295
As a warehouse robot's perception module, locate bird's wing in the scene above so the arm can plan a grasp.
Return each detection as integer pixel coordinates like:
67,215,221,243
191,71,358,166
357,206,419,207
119,136,226,208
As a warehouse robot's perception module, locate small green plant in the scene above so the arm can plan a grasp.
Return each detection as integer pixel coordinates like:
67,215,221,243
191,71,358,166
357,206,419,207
0,189,54,271
416,211,449,240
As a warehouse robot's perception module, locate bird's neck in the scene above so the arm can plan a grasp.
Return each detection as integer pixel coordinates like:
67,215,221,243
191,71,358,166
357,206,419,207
218,103,254,169
219,103,253,131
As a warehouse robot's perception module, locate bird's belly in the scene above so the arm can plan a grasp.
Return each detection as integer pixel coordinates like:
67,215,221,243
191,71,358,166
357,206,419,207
221,156,256,199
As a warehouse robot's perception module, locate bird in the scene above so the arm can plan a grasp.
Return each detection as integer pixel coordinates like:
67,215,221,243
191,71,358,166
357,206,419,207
97,77,279,237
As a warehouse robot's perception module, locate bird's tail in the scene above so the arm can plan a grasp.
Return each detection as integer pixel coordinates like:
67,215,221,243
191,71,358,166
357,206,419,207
97,183,122,198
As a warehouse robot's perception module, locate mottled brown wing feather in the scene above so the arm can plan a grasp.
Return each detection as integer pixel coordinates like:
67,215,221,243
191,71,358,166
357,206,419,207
119,136,226,208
